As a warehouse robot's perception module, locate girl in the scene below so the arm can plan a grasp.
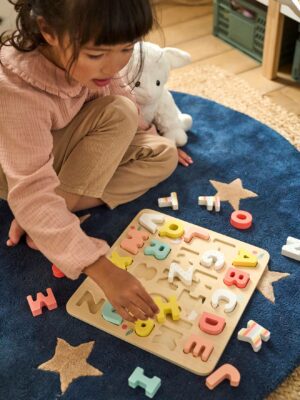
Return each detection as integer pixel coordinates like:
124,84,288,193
0,0,191,323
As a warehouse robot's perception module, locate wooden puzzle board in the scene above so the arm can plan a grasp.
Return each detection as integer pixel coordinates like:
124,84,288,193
66,209,269,375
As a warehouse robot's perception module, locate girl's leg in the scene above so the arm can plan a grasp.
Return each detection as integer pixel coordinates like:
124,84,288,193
52,95,139,211
101,130,178,209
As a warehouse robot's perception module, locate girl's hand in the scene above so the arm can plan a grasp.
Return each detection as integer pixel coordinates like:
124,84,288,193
84,256,159,323
177,148,193,167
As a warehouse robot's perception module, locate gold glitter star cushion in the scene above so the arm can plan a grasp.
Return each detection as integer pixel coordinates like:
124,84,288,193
38,338,103,394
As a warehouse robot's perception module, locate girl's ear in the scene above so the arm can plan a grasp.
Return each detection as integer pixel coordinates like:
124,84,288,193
163,47,192,69
37,16,59,47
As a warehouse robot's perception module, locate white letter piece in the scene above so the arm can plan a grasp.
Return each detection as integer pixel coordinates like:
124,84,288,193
281,236,300,262
211,289,237,313
168,262,194,286
139,212,165,234
200,250,225,271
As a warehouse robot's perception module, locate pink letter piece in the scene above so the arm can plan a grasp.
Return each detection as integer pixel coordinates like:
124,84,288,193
51,264,65,278
199,312,226,335
184,227,210,243
27,288,57,317
183,334,214,361
206,363,241,390
223,267,250,289
120,226,149,255
230,210,252,230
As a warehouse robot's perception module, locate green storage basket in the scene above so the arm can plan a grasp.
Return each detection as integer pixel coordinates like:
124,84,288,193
213,0,298,64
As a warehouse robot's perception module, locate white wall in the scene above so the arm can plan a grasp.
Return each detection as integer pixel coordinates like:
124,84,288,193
0,0,17,32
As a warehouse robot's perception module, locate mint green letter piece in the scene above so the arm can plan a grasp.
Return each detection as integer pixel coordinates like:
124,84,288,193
101,301,123,325
144,239,171,260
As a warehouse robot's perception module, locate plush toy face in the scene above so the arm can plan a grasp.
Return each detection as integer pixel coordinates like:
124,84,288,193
128,44,169,105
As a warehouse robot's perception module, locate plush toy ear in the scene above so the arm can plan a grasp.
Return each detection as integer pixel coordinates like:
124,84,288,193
163,47,192,69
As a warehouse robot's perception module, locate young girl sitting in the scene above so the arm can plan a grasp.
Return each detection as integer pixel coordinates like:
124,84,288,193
0,0,195,322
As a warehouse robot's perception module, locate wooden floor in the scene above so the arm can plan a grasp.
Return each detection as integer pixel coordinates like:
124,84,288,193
147,1,300,116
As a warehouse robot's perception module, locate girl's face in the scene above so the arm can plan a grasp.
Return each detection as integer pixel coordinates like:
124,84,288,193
41,34,135,89
70,41,135,88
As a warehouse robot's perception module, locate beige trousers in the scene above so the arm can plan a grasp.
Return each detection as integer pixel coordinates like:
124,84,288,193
0,95,178,209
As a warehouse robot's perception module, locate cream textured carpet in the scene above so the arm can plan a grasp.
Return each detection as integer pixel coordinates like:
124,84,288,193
168,63,300,400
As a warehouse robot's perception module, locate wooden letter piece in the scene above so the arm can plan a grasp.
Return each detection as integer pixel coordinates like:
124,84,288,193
206,364,240,390
281,236,300,262
183,334,214,361
224,267,250,289
154,296,180,323
27,288,57,317
200,250,225,271
139,212,165,234
199,312,226,335
211,288,237,313
120,226,149,255
233,249,257,267
238,320,270,352
168,262,194,286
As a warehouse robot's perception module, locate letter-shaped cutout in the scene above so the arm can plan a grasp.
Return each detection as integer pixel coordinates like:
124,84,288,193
154,296,180,323
199,312,226,335
120,226,149,255
233,249,257,267
101,301,123,325
168,262,194,286
144,239,171,260
139,212,165,234
183,334,214,361
224,267,250,288
206,363,240,390
281,236,300,261
238,320,270,352
211,288,237,313
27,288,57,317
135,319,155,337
159,220,184,239
200,250,225,271
110,251,133,270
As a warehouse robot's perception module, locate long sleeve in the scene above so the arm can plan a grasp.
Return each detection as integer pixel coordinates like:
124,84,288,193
0,88,109,280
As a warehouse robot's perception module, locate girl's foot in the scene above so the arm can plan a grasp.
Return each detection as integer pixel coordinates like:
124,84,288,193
7,218,38,250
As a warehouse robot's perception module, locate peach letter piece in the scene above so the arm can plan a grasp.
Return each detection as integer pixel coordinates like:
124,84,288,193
120,226,149,255
183,334,214,361
206,364,241,390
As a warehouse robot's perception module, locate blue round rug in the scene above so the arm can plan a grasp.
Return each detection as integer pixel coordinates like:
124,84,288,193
0,92,299,400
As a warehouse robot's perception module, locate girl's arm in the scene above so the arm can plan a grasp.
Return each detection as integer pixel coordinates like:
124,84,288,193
0,89,109,280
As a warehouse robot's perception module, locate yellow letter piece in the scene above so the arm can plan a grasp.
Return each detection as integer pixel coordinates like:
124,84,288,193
232,249,258,267
154,296,180,323
110,251,133,270
158,220,184,239
134,319,155,337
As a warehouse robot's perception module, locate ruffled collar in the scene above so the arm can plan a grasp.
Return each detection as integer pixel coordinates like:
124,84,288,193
0,45,86,99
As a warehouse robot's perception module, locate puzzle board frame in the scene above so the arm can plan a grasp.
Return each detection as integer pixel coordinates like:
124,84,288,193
66,209,269,375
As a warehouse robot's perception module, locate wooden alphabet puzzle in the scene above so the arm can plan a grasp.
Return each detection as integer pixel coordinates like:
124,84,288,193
66,209,269,375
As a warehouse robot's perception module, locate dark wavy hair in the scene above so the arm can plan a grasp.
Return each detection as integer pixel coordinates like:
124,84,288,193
0,0,158,79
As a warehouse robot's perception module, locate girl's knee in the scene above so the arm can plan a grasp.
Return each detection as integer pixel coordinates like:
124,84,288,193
90,95,139,138
109,95,139,133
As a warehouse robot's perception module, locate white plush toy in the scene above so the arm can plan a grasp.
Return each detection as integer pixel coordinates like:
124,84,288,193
127,42,193,147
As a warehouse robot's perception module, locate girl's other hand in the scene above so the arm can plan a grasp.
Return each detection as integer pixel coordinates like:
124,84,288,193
177,148,193,167
84,256,159,323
